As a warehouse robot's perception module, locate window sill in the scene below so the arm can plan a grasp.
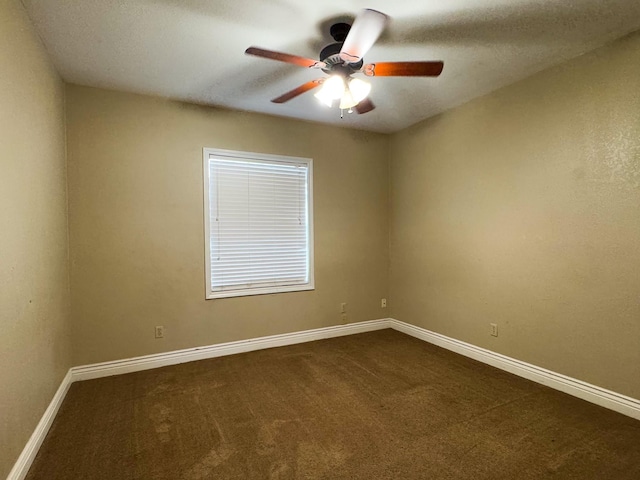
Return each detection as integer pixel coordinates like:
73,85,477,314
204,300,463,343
206,284,315,300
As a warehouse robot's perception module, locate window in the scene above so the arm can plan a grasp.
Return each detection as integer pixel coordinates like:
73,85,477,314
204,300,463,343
203,148,314,299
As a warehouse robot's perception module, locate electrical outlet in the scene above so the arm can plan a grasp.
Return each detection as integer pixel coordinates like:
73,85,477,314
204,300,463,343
381,298,387,308
340,302,347,313
341,313,348,323
155,326,164,338
490,323,498,337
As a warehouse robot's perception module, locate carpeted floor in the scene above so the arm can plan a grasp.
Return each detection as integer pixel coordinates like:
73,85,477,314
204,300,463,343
26,329,640,479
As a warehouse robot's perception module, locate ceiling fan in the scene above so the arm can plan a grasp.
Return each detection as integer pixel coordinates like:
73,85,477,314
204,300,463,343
245,9,444,115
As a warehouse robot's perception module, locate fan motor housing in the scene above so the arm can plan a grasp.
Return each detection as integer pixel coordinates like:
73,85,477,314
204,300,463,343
320,49,363,76
319,22,364,75
319,42,342,63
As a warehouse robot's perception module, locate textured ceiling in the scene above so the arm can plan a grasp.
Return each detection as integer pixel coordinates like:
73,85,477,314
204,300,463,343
22,0,640,133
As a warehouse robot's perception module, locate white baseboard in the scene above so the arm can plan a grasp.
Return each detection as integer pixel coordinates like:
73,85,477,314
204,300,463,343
71,316,640,421
388,318,640,421
8,319,389,478
7,370,73,480
70,318,390,382
11,316,640,479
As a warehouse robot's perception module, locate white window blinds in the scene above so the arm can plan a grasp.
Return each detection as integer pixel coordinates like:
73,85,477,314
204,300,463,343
203,149,314,299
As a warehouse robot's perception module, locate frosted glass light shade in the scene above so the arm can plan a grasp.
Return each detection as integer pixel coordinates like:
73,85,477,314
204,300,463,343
339,88,357,109
339,78,372,109
315,76,371,110
349,78,371,103
314,75,345,107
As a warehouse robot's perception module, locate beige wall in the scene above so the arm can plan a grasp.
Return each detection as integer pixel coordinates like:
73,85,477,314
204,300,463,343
5,5,640,472
66,85,389,365
389,32,640,399
0,1,71,477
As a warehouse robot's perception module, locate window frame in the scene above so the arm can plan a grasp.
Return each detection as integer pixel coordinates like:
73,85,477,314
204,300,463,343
203,147,314,299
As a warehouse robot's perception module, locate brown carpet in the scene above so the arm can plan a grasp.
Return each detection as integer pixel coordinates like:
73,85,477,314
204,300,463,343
26,329,640,479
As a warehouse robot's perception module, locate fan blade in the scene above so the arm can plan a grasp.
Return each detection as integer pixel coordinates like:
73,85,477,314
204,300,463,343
339,9,389,63
245,47,326,69
271,80,323,103
363,61,444,77
355,98,375,114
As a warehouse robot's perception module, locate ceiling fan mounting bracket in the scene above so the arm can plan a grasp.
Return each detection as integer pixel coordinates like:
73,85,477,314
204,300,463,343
329,22,351,42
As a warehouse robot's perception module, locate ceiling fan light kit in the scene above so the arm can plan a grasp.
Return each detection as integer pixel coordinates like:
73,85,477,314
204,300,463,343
245,8,444,117
314,76,371,111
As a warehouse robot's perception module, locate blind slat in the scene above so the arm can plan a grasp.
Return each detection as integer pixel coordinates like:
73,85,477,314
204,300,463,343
207,153,311,293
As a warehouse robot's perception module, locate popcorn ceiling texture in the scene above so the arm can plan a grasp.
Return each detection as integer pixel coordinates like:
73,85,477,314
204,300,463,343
21,0,640,133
